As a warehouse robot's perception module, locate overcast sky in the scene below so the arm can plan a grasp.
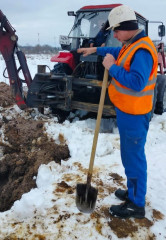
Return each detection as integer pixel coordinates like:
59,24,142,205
1,0,166,46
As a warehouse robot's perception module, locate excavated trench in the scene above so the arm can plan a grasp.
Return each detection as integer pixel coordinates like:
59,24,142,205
0,82,70,212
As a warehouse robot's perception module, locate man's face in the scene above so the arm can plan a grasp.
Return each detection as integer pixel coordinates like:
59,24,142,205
113,30,132,43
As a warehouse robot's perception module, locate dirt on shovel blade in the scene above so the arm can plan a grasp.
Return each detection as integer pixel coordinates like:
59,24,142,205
76,183,98,213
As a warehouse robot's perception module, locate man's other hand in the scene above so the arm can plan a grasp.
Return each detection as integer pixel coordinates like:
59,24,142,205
77,47,97,57
103,54,115,70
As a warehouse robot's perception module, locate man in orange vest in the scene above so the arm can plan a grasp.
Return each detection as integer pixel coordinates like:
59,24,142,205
78,5,158,219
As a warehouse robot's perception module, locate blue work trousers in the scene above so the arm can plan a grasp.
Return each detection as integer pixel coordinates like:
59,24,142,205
115,108,150,207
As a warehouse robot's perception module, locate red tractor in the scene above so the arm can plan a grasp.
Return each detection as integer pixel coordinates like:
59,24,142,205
0,4,166,122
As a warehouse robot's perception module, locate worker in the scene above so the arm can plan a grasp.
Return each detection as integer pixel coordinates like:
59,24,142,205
89,19,109,47
77,5,158,219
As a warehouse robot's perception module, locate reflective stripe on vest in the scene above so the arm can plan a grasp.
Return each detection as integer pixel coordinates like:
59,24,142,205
111,77,155,97
119,40,157,67
108,36,158,115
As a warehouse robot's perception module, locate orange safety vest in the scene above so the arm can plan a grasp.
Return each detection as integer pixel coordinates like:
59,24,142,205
108,36,158,115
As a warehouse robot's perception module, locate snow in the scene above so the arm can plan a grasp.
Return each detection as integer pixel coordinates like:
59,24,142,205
0,54,166,239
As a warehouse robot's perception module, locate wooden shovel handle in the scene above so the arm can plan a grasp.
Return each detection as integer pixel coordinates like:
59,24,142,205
87,68,109,184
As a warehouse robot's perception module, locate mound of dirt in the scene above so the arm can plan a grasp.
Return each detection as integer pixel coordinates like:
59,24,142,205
0,82,14,107
0,116,70,212
0,82,70,211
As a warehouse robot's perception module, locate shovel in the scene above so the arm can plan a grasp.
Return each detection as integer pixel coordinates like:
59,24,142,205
76,68,109,213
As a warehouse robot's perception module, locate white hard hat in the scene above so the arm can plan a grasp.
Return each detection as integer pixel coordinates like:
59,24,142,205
107,5,137,30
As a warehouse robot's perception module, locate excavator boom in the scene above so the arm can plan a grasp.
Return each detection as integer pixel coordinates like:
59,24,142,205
0,10,32,109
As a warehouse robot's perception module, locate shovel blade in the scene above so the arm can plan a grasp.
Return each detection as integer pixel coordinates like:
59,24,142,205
76,183,98,214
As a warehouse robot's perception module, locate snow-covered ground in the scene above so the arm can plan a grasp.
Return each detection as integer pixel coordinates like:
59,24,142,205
0,54,166,239
0,54,55,83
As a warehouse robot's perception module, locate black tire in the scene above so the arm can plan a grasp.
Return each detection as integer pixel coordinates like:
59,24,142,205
154,75,166,115
51,63,73,75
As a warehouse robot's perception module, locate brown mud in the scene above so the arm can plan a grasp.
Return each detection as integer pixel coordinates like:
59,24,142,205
0,82,70,212
0,82,14,108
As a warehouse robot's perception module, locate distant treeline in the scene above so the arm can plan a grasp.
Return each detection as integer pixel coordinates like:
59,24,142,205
19,44,61,54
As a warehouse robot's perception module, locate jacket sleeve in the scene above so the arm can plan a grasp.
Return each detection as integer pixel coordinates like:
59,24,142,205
109,49,153,91
97,47,122,60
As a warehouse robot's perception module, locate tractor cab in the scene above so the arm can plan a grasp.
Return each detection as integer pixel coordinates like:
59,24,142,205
52,4,149,80
60,4,149,50
52,5,124,78
61,5,122,50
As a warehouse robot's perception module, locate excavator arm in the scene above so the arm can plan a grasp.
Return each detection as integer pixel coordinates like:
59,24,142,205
0,10,32,109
